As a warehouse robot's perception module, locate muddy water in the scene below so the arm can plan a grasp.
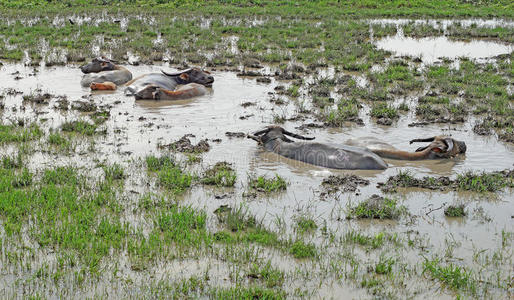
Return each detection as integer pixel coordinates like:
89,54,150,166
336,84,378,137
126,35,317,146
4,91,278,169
1,62,513,297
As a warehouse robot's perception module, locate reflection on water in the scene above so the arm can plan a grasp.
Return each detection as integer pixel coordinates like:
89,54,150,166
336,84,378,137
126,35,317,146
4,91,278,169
375,35,512,63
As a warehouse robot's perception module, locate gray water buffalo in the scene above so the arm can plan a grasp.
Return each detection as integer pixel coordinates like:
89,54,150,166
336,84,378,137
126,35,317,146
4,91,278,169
371,136,467,160
80,57,132,89
125,67,214,100
248,126,388,170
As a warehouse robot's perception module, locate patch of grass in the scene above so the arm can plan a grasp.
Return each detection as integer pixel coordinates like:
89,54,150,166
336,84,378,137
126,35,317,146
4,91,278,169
423,258,476,294
42,166,80,186
214,206,280,247
0,123,42,144
249,174,287,193
324,97,361,126
370,102,398,119
295,216,317,233
146,155,176,172
157,165,193,194
103,163,126,181
456,171,512,192
212,286,285,300
344,231,386,249
48,132,72,150
1,153,23,169
248,261,285,288
61,120,97,136
289,240,317,259
154,205,209,248
347,195,407,220
444,205,466,217
201,162,236,187
375,256,395,275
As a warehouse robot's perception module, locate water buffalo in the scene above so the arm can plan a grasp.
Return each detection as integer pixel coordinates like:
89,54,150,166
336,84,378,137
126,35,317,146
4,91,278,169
80,57,132,89
248,126,388,170
126,67,214,100
371,136,467,160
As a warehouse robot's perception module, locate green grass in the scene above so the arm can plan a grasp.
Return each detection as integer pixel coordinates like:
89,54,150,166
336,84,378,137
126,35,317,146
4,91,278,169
1,153,23,169
456,171,513,192
347,195,407,220
249,174,287,193
423,258,476,294
61,120,97,136
201,162,236,187
444,205,466,217
248,261,285,288
48,132,73,150
145,155,176,172
289,240,317,259
0,123,42,144
370,102,399,119
103,163,126,181
295,216,317,233
344,231,387,249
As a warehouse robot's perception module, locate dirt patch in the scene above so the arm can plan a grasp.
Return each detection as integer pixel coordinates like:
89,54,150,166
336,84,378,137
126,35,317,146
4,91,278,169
321,174,370,195
160,135,211,153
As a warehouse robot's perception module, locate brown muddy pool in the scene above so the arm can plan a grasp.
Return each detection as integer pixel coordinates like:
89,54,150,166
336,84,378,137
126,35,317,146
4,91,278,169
0,61,513,298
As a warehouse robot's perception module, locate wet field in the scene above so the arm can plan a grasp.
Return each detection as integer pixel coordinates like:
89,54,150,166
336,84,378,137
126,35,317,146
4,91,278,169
0,11,513,299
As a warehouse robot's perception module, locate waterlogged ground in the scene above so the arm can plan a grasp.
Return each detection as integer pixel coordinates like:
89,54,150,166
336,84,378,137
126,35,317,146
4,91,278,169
0,13,513,300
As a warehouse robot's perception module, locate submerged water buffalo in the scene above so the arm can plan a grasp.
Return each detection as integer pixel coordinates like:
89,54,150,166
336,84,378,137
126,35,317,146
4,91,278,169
80,57,132,89
125,67,214,100
248,126,388,170
371,136,467,160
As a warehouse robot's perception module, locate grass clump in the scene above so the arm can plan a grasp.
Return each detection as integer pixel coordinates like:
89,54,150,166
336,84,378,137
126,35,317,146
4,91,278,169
214,206,279,247
0,123,42,144
248,261,285,288
249,174,287,193
344,231,386,249
1,153,23,169
146,155,192,194
323,97,361,126
295,216,317,233
444,205,466,217
456,171,512,192
48,132,73,150
158,166,193,194
145,155,175,172
61,120,97,136
154,205,209,248
212,286,285,300
347,195,407,220
375,256,395,275
201,162,236,187
423,258,476,294
289,240,317,259
103,163,126,181
42,166,80,186
370,102,399,119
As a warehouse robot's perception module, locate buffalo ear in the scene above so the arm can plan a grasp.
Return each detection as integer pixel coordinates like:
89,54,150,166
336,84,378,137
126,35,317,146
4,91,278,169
179,73,189,81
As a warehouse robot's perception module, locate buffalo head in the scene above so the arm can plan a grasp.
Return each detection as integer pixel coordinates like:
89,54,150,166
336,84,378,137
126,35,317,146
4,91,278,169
162,67,214,87
80,56,117,74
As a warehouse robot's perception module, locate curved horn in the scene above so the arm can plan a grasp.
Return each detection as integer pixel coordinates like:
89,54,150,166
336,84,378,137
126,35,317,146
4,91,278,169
161,68,192,76
252,128,271,136
282,129,315,140
444,138,454,153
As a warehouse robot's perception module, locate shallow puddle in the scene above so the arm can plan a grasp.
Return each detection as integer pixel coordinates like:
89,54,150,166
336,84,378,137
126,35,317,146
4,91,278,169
375,34,513,63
